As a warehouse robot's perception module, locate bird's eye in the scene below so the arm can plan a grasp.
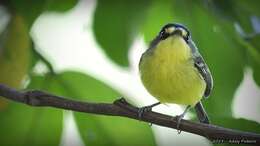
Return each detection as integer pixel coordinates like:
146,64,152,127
159,30,167,39
179,27,188,37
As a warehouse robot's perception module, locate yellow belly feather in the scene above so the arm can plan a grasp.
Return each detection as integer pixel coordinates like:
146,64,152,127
139,36,206,106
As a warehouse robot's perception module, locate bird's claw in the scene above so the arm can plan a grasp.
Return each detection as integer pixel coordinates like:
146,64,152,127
138,106,152,119
176,114,184,134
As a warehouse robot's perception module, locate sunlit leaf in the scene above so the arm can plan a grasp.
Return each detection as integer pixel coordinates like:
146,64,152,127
55,71,156,146
0,75,63,146
93,0,149,66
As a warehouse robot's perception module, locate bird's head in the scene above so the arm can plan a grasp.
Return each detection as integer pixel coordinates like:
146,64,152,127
149,23,191,49
159,23,190,41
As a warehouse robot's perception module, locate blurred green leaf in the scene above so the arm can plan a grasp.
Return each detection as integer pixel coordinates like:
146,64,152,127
235,35,260,86
143,0,174,43
233,0,260,17
10,0,45,28
209,0,255,33
216,117,260,133
75,115,157,146
251,60,260,86
55,71,156,146
248,53,260,86
0,103,62,146
7,0,78,75
93,0,149,66
0,14,30,88
208,0,260,86
207,0,236,20
214,117,260,146
249,34,260,51
0,75,63,146
10,0,78,28
167,1,245,117
244,35,260,86
45,0,78,12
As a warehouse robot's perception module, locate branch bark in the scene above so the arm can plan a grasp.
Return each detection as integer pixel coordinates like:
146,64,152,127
0,84,259,145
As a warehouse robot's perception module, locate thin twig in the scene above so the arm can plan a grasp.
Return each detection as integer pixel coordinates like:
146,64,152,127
0,84,259,145
31,40,55,75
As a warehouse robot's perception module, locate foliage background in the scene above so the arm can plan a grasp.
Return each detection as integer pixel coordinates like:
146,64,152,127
0,0,260,146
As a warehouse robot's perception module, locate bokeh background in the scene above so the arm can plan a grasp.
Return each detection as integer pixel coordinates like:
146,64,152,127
0,0,260,146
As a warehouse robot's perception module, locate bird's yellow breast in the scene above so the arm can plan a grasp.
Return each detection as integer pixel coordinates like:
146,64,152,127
139,36,206,106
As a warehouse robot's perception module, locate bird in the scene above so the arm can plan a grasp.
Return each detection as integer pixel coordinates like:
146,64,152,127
138,23,213,131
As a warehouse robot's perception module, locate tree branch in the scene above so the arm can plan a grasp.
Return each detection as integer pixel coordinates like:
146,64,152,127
0,84,259,145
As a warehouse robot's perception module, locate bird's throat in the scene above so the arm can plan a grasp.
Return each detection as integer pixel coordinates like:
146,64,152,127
154,35,191,62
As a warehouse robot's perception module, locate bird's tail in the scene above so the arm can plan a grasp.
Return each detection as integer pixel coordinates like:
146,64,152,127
195,101,210,124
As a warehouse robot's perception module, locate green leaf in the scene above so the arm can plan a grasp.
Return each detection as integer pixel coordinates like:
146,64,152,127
143,0,174,43
0,75,63,146
207,0,237,20
168,1,245,117
10,0,78,28
75,115,157,146
0,14,30,88
55,71,156,146
213,117,260,146
249,34,260,51
234,34,260,86
7,0,78,76
251,59,260,86
45,0,78,12
0,14,42,146
208,0,260,86
232,0,260,17
0,103,62,146
10,0,45,28
209,0,255,33
216,117,260,133
244,35,260,86
93,0,149,66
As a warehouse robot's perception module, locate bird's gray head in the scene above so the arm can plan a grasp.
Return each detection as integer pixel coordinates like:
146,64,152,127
149,23,191,49
159,23,190,41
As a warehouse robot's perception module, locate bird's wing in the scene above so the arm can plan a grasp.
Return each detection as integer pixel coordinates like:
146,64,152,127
187,39,213,98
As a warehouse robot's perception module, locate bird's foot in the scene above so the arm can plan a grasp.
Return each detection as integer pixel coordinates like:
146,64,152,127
138,102,160,120
176,114,185,134
138,105,153,119
175,105,191,134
